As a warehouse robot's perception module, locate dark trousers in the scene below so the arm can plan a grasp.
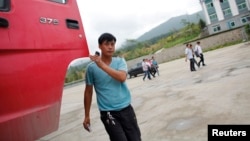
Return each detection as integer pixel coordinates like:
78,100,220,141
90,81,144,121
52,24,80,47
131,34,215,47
198,53,205,65
143,70,151,80
193,55,199,67
189,58,196,71
100,105,141,141
149,68,156,77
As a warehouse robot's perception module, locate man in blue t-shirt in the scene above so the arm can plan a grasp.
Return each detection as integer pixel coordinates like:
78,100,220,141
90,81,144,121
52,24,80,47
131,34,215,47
83,33,141,141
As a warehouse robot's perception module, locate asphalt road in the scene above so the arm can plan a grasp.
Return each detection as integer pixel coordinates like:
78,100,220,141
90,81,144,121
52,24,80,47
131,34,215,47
38,42,250,141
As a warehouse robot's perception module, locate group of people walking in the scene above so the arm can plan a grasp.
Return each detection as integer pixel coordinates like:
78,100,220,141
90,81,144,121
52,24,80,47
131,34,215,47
142,56,159,81
185,41,206,72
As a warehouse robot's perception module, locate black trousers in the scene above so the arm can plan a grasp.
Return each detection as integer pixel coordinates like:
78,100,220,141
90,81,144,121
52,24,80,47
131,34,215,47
189,58,196,71
198,53,205,65
193,55,199,67
100,105,141,141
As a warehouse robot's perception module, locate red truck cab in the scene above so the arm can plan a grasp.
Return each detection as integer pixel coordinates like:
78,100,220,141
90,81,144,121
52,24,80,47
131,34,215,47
0,0,89,140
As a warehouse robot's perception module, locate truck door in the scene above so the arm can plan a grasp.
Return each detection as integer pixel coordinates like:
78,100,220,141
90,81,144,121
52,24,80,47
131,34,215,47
0,0,89,140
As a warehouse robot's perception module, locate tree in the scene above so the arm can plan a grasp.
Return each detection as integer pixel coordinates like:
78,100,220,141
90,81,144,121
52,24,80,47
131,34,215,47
199,19,206,30
245,24,250,36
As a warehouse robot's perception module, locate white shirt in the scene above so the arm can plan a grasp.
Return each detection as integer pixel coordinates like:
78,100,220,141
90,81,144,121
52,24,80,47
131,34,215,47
142,61,150,71
185,47,193,59
195,44,202,54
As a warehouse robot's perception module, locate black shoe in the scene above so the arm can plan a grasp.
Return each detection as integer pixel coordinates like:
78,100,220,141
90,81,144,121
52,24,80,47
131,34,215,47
203,64,206,66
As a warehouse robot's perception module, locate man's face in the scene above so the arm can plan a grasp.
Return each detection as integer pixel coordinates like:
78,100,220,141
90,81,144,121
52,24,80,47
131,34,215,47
99,40,115,56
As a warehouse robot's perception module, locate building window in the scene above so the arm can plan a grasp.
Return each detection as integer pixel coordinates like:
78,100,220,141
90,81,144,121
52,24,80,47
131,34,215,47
241,18,247,23
206,2,214,9
241,16,250,24
209,13,217,21
213,25,221,33
238,2,247,11
220,0,228,3
226,21,236,29
223,8,231,16
230,22,235,27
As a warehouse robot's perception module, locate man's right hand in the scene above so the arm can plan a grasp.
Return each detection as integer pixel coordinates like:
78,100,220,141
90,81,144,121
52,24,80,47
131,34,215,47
83,117,91,132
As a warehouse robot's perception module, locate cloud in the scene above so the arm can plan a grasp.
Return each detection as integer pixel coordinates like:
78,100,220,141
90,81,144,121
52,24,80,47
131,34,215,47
77,0,201,53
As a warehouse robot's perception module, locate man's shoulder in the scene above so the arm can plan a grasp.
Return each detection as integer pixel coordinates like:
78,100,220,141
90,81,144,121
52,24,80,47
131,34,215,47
196,45,201,48
86,62,96,70
113,56,125,62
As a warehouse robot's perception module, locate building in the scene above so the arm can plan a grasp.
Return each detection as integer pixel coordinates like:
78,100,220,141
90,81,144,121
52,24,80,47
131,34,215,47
200,0,250,34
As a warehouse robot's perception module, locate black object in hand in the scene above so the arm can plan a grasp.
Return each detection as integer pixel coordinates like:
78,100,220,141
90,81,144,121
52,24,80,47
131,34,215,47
95,51,100,56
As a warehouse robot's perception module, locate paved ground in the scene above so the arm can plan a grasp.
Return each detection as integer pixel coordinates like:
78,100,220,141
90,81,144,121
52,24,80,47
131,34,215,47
38,42,250,141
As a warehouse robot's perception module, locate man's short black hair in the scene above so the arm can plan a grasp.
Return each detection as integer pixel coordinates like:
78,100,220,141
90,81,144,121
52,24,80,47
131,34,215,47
98,33,116,45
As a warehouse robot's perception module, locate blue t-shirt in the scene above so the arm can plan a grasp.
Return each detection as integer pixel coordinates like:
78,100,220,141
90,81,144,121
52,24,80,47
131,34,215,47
85,57,131,111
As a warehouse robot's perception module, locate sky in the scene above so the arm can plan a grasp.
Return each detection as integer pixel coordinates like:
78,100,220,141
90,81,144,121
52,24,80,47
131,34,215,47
76,0,202,54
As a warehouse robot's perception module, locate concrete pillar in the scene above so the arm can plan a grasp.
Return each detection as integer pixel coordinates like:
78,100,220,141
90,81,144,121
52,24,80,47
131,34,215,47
229,0,239,16
213,0,224,20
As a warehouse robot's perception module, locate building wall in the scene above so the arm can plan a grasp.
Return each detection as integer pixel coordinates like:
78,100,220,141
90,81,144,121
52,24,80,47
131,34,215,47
126,27,247,69
200,0,250,35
